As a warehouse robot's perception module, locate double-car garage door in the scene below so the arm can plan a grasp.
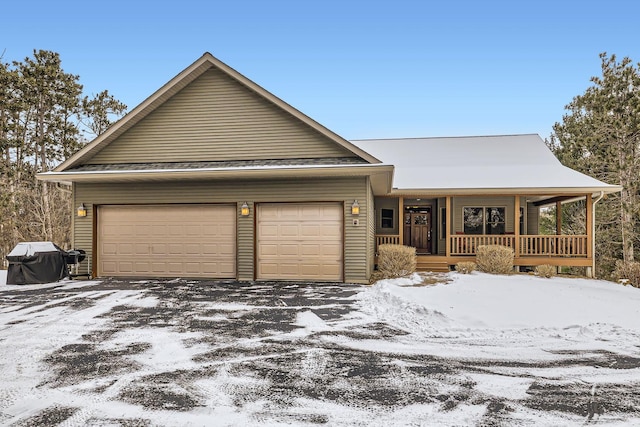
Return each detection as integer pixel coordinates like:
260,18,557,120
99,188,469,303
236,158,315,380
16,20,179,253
97,203,343,281
98,205,237,278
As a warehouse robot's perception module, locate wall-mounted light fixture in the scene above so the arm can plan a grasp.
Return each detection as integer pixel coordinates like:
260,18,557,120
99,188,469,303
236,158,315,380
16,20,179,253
77,203,87,217
351,200,360,216
240,202,250,217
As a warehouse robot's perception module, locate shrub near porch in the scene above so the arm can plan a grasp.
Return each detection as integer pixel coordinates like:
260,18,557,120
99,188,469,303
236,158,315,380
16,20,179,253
475,245,514,275
372,244,417,282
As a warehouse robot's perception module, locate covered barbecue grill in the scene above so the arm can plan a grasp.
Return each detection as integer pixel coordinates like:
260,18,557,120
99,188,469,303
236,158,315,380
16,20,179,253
6,242,70,285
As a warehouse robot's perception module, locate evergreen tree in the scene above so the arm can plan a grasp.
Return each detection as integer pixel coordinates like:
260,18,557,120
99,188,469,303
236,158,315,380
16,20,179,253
551,52,640,276
0,50,126,264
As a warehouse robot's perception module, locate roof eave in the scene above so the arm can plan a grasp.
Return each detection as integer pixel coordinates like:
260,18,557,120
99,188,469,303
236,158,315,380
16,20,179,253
388,185,623,197
37,164,394,193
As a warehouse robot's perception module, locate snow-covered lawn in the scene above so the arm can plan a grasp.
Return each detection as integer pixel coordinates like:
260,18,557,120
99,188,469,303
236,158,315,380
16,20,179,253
0,269,639,425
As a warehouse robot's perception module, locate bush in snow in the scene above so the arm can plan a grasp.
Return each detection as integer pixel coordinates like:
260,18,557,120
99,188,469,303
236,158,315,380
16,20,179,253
373,244,416,282
455,261,476,274
476,245,514,275
535,264,557,278
613,260,640,288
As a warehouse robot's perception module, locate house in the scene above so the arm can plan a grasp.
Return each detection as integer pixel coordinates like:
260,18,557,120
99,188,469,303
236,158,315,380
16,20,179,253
37,53,621,283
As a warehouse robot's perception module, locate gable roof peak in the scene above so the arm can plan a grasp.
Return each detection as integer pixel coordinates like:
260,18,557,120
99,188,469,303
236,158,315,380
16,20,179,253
55,52,379,171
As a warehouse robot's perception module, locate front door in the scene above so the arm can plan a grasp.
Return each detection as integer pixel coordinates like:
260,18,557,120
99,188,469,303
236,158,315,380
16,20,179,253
404,209,432,254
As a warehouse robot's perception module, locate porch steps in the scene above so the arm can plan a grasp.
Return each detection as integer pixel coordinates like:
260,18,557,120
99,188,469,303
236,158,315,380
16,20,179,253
415,260,451,273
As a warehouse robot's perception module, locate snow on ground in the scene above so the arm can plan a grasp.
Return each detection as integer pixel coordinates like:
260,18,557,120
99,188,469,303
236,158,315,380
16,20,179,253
353,272,640,361
0,271,639,425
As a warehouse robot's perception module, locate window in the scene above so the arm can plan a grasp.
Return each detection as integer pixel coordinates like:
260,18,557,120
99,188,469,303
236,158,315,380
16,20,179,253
439,207,447,239
381,208,394,229
463,207,506,234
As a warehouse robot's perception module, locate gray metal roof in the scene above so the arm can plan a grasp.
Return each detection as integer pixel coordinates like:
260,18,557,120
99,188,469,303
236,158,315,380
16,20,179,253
350,134,621,194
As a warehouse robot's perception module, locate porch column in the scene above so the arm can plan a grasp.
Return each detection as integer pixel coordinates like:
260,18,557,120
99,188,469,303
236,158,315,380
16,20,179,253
556,201,562,235
445,196,451,257
585,193,596,277
398,196,404,246
514,196,520,259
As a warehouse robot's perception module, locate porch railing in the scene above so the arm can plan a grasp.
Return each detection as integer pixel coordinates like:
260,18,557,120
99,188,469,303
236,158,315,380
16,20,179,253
375,233,588,257
451,234,515,255
450,234,588,257
375,235,400,248
519,235,588,257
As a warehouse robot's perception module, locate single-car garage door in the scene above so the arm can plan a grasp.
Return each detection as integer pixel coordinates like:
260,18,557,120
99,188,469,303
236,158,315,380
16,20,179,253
98,204,236,278
257,203,343,281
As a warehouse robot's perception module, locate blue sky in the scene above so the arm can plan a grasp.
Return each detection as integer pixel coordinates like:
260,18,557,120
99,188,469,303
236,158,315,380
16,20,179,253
2,0,639,140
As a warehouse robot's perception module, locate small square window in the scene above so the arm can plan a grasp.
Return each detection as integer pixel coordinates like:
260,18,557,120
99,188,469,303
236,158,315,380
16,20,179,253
381,209,394,229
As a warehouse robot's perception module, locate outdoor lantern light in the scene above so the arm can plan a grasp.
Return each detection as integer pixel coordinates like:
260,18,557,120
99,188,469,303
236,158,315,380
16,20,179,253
77,203,87,217
240,202,250,217
351,200,360,216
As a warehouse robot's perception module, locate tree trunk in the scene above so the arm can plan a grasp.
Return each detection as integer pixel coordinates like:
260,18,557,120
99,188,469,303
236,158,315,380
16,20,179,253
620,188,635,262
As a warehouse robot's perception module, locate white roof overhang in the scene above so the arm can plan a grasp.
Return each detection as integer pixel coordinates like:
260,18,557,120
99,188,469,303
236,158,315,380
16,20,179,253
37,164,395,195
351,135,622,198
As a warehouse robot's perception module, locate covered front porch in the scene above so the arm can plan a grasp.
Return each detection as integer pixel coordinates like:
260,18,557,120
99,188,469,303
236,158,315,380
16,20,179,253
374,194,598,275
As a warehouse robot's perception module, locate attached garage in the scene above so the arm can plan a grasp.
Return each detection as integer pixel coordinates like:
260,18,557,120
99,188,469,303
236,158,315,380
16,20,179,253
257,203,344,281
98,204,236,278
38,53,385,284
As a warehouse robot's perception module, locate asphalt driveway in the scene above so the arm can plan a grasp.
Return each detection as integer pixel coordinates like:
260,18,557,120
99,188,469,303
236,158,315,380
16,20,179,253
1,278,639,426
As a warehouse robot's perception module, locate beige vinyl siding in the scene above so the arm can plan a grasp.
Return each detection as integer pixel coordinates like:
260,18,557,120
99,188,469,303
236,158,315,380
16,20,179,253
366,178,375,280
527,203,540,235
452,196,517,233
236,201,255,280
88,68,357,164
74,177,369,283
73,183,94,277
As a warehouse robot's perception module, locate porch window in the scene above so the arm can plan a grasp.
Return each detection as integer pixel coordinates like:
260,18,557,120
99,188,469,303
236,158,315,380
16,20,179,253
463,207,506,235
381,208,394,229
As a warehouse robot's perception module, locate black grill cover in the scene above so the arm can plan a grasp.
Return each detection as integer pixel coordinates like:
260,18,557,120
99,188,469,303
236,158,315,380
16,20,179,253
6,242,69,285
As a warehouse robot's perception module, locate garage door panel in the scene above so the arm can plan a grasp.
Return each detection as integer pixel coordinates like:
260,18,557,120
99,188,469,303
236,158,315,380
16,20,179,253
259,244,279,257
279,225,300,237
118,262,133,273
321,244,342,257
184,224,202,236
98,204,236,278
218,243,235,256
165,262,184,275
278,244,300,256
300,225,321,238
102,243,117,255
321,223,342,235
118,243,134,255
257,203,343,281
151,244,167,255
300,245,320,256
134,243,150,255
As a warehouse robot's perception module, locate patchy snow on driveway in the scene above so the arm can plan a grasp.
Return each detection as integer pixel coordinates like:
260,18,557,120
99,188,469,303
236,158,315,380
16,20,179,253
0,270,639,426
